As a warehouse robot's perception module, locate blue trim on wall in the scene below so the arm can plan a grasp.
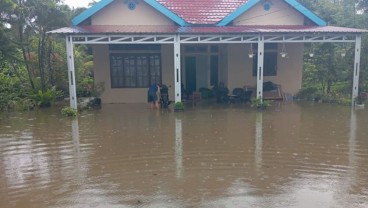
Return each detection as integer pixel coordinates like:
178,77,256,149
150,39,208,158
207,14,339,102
144,0,187,26
284,0,326,26
217,0,260,26
72,0,114,26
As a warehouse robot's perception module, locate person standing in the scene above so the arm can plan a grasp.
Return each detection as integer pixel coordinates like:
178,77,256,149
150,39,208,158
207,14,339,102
147,83,161,109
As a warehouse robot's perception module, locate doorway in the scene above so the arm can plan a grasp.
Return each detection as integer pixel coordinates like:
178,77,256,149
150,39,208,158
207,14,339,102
185,56,196,95
185,55,210,95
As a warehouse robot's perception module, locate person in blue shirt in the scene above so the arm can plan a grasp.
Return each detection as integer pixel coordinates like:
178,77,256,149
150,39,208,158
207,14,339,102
147,83,161,109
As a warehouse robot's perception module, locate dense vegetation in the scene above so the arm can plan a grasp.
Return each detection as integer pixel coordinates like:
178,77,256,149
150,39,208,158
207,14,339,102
0,0,367,111
297,0,368,103
0,0,94,111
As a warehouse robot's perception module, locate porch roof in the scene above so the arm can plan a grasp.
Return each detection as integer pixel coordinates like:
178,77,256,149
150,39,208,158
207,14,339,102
49,25,367,35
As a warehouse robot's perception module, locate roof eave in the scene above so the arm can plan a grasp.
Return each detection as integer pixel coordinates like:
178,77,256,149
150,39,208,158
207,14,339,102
71,0,114,26
217,0,327,27
144,0,188,26
217,0,260,26
283,0,326,26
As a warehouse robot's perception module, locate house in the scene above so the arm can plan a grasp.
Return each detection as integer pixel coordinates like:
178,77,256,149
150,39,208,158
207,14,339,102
49,0,366,108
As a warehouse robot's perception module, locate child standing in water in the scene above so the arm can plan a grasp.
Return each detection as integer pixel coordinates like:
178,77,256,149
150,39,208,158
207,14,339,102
147,83,161,109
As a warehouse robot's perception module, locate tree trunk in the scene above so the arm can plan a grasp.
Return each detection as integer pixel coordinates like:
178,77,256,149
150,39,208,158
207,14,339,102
19,24,35,91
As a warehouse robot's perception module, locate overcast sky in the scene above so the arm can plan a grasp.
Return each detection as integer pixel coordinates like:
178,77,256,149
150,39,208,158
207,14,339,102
63,0,94,8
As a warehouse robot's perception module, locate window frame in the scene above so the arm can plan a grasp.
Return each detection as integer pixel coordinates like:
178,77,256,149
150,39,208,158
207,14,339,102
109,53,162,88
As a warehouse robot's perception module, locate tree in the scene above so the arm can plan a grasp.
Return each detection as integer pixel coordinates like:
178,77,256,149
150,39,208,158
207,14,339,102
300,0,368,98
358,0,368,13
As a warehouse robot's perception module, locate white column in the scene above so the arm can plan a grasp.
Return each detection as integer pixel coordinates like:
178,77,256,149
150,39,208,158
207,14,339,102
352,34,362,105
174,34,182,103
256,35,265,100
66,36,78,109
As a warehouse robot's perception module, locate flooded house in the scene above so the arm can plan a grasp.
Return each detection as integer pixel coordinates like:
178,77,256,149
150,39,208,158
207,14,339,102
49,0,366,108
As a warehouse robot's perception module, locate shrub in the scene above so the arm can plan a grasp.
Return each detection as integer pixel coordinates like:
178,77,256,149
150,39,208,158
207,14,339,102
32,87,63,107
251,98,270,109
199,87,213,99
174,101,184,110
77,78,105,98
61,107,78,117
338,97,352,106
296,87,321,100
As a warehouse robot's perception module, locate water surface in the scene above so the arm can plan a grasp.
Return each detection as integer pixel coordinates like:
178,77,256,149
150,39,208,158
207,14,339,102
0,102,367,208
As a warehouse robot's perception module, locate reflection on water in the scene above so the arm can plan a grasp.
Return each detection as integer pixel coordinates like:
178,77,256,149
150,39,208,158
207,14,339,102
0,103,367,208
255,112,262,170
175,118,183,178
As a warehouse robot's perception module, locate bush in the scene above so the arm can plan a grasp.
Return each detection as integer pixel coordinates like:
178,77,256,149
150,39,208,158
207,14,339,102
199,87,213,99
61,107,78,117
296,87,322,101
174,101,184,110
337,97,352,106
7,98,35,111
77,77,105,98
0,71,29,111
32,87,63,107
251,98,271,109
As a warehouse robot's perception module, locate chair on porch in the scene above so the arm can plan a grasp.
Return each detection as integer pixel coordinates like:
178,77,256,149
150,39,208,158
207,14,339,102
192,91,202,106
231,88,245,103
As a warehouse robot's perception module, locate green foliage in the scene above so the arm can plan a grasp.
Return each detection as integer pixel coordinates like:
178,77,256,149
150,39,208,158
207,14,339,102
32,87,63,107
338,97,352,106
77,76,94,97
61,107,77,117
0,70,30,111
199,87,213,99
250,98,270,109
296,87,322,101
174,101,184,110
7,98,35,111
77,77,105,98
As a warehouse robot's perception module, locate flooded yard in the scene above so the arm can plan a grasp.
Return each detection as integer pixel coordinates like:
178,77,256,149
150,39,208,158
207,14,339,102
0,102,367,208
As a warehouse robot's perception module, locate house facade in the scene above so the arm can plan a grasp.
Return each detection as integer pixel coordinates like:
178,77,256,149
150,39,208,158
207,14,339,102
49,0,366,108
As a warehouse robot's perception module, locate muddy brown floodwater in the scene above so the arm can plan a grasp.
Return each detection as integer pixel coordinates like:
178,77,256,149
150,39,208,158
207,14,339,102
0,102,367,208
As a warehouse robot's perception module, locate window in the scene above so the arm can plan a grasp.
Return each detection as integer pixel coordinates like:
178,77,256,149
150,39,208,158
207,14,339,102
109,44,161,88
110,54,161,88
252,43,278,76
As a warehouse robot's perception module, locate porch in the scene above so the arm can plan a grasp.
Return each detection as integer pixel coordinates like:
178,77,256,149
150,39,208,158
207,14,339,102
49,25,365,108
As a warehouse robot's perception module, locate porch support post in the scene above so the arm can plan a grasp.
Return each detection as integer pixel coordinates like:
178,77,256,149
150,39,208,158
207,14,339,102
352,34,361,105
256,35,265,100
174,34,182,103
66,35,78,109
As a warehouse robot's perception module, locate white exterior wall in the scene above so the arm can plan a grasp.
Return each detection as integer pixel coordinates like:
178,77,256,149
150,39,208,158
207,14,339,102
91,0,174,25
234,0,305,25
227,43,304,95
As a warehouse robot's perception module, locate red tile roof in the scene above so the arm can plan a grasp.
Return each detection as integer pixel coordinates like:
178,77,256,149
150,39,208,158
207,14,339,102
156,0,246,24
48,25,367,34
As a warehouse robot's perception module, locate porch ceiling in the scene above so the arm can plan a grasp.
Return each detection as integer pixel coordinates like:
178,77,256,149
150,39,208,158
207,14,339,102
48,25,367,44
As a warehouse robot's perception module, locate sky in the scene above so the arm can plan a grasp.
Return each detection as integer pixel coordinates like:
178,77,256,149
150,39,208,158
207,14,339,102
63,0,95,8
